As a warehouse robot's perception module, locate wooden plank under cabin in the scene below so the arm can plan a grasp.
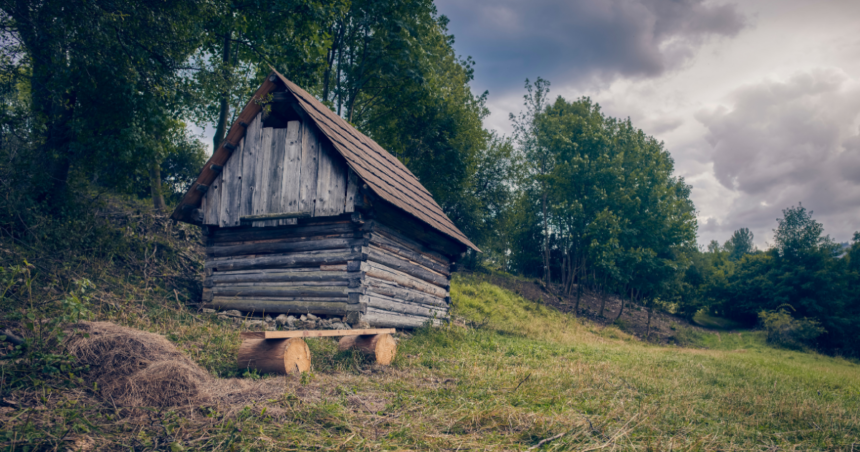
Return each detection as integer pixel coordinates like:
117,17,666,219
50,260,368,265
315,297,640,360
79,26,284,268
298,117,319,216
280,120,303,219
203,173,222,225
219,137,244,227
240,113,262,219
241,328,395,340
252,127,274,225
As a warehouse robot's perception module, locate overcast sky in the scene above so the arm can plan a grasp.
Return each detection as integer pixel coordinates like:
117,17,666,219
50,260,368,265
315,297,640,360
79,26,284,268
435,0,860,249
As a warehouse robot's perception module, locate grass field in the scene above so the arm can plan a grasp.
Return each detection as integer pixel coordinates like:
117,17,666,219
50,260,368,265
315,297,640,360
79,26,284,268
3,227,860,451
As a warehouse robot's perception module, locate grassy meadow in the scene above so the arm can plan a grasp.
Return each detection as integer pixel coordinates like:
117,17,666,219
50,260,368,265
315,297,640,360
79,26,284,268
2,225,859,451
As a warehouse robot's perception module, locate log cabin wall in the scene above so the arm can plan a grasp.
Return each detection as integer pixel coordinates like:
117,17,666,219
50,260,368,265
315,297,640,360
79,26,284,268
201,216,454,328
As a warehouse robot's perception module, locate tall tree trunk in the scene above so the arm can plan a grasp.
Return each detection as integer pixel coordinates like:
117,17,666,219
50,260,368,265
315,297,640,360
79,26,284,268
541,191,551,289
149,156,165,212
598,275,608,317
212,32,232,151
614,287,631,322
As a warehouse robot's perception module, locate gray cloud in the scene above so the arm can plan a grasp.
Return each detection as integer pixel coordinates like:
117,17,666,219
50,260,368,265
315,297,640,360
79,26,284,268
436,0,747,94
696,69,860,244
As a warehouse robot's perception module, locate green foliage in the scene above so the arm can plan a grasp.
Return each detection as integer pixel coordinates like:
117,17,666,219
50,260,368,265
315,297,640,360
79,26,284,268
759,308,826,350
503,85,697,316
725,227,755,261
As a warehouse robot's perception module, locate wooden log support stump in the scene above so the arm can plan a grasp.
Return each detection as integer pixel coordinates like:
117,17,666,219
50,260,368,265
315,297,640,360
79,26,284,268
338,334,397,365
237,337,311,375
238,328,396,374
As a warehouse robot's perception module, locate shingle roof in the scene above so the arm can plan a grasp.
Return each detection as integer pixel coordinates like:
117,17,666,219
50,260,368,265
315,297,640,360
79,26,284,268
274,71,478,252
172,71,478,252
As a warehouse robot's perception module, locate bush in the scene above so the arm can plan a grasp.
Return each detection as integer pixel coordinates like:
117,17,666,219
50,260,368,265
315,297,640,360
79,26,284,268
758,308,825,350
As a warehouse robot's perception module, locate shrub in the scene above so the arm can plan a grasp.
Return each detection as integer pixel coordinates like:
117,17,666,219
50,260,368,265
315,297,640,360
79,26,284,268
758,308,825,350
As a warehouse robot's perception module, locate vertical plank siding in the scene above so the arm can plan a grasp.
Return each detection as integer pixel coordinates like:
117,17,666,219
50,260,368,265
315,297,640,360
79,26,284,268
218,137,243,227
298,118,320,215
240,113,262,219
204,111,349,226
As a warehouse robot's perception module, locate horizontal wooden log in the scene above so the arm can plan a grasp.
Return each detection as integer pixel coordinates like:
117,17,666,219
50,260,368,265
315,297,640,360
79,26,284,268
363,307,443,328
208,297,359,315
212,285,352,298
208,270,354,286
366,239,450,275
211,280,350,289
240,211,312,222
321,264,347,271
362,294,448,318
206,251,361,272
364,247,448,287
241,328,395,339
368,224,450,265
208,238,367,258
362,262,448,298
364,281,448,308
210,232,363,248
210,223,358,244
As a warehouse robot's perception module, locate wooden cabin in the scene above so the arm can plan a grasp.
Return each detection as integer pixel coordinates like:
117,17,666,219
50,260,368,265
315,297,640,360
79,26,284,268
171,71,479,328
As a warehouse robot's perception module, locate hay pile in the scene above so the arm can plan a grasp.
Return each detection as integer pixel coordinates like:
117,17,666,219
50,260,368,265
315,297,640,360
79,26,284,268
65,322,214,408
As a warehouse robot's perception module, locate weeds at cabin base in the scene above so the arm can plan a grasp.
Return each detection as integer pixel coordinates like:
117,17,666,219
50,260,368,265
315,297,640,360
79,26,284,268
0,197,859,450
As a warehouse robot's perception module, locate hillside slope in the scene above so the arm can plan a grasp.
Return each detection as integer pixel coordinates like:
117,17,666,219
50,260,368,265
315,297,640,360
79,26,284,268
1,199,859,450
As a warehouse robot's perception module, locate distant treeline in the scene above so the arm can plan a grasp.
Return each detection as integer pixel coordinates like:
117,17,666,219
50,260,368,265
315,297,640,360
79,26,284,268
1,0,857,356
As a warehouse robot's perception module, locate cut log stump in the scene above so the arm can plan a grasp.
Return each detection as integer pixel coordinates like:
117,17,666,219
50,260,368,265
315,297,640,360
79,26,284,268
237,337,311,375
338,333,397,365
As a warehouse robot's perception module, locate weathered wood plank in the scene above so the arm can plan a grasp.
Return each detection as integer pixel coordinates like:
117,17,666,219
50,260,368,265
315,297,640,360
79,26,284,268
206,250,361,272
210,280,351,288
240,113,262,219
298,118,319,215
219,137,244,227
263,127,288,227
364,247,449,287
242,328,396,340
252,127,274,225
368,221,451,265
344,169,359,213
203,173,222,225
362,262,448,298
363,307,443,328
327,150,347,216
212,286,350,298
314,139,333,216
210,232,361,251
209,297,352,315
207,237,366,258
367,240,450,276
363,294,448,318
281,121,302,217
211,222,357,243
364,280,448,308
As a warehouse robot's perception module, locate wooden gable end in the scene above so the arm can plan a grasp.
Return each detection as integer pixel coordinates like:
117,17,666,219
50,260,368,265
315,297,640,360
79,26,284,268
200,111,357,228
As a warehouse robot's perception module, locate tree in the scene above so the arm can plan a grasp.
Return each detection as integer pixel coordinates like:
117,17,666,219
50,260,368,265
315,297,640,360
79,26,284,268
0,0,204,209
774,203,826,257
725,228,755,260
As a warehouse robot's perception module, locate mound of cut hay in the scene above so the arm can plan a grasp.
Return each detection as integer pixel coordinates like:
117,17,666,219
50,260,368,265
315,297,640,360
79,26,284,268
65,322,213,408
